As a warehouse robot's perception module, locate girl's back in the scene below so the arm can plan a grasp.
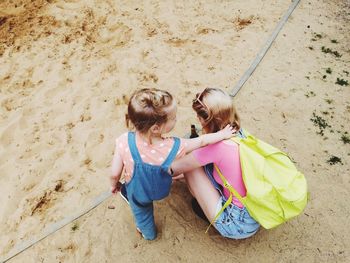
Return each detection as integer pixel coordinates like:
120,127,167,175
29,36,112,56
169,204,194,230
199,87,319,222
192,139,246,208
116,132,187,182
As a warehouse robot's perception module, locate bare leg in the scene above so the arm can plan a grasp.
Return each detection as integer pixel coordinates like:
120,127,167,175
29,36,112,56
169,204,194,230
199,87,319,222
185,167,221,222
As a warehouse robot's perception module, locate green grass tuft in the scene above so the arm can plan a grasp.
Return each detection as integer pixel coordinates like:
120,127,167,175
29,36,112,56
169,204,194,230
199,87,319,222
335,78,348,86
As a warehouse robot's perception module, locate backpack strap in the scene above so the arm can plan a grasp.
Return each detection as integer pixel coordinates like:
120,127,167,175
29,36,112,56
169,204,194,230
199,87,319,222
230,128,245,144
205,164,245,233
214,164,245,203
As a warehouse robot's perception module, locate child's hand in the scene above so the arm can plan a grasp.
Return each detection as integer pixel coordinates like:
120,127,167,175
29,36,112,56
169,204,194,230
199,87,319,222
172,174,185,181
218,124,237,139
111,181,122,194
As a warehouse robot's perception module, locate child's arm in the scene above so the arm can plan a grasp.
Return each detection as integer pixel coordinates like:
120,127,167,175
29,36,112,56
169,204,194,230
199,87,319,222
110,149,124,194
183,124,235,154
170,152,201,176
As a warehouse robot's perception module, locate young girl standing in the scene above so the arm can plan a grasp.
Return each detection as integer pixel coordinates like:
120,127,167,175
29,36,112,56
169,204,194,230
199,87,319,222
110,88,235,240
170,88,260,239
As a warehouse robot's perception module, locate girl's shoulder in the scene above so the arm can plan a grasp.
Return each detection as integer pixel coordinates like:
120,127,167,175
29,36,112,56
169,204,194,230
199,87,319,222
222,138,239,146
115,132,129,144
206,139,239,152
161,136,180,142
164,136,188,148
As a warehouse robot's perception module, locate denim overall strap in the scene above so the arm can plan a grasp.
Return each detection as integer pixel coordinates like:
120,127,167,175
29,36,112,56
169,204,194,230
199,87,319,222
161,137,180,168
128,132,143,163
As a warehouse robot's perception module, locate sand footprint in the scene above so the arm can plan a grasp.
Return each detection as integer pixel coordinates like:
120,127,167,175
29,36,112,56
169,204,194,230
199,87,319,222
84,131,108,169
55,0,82,11
98,22,132,46
47,0,84,25
0,113,23,147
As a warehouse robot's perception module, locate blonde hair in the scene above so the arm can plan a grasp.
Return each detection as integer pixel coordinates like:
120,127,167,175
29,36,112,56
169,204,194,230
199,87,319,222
192,88,240,133
126,88,174,133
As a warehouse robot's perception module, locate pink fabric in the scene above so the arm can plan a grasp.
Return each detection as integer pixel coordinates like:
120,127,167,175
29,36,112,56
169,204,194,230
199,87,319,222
192,141,246,208
116,132,187,182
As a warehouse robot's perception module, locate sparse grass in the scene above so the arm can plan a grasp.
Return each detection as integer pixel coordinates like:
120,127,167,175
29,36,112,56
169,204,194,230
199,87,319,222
305,91,316,97
310,112,331,136
343,70,349,76
311,33,322,41
326,68,332,74
325,99,333,104
71,222,79,231
341,134,350,144
335,78,348,86
327,155,343,165
321,46,341,57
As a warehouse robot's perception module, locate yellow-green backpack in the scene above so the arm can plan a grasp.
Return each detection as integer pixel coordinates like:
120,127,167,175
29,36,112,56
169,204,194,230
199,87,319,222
210,129,308,230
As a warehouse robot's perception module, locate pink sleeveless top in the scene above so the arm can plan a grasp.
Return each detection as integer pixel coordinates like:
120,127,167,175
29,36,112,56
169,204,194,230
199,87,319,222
192,140,246,208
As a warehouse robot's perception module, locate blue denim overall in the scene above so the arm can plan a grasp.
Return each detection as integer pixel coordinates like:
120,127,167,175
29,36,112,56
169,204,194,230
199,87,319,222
125,132,180,240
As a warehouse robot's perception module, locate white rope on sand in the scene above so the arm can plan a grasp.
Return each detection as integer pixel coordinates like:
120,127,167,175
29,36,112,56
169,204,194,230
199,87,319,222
1,191,112,263
230,0,301,97
1,1,300,262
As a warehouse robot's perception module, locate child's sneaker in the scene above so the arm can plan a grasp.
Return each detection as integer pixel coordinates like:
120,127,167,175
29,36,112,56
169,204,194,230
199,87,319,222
136,227,146,239
191,198,209,223
119,183,129,204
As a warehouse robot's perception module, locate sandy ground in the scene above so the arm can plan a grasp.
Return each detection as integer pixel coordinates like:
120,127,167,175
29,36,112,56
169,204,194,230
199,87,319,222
0,0,349,262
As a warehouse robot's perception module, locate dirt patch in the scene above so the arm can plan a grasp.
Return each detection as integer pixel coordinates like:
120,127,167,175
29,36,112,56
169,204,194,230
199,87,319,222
30,180,66,215
196,27,218,35
30,191,53,216
0,17,8,27
59,243,77,252
233,16,255,30
0,0,59,56
54,180,65,192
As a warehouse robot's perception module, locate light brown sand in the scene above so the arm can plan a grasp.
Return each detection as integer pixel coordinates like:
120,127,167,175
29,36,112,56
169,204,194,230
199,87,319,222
0,0,349,262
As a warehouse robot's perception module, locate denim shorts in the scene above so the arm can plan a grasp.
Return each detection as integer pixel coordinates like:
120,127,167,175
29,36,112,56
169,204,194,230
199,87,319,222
203,164,259,239
214,196,259,239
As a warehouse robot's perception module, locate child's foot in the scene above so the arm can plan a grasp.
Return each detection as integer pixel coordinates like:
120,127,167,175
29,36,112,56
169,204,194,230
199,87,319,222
191,198,209,223
119,183,129,204
136,227,146,239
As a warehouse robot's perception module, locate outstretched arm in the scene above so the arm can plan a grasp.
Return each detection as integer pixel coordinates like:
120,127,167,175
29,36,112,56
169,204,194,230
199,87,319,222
170,152,201,176
183,124,235,154
110,149,124,193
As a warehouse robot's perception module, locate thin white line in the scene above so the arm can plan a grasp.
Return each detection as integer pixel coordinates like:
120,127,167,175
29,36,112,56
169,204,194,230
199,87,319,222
230,0,301,97
1,191,112,263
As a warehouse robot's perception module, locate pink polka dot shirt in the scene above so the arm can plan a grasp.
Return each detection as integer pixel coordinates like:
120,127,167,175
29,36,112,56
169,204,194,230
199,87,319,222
116,132,187,182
